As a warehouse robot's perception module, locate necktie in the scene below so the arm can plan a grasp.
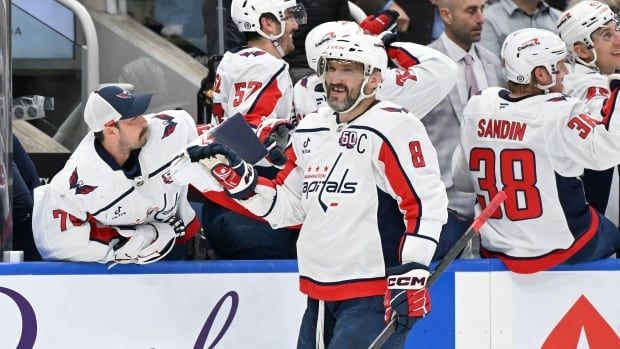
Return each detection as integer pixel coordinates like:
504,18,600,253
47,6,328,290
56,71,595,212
463,54,480,99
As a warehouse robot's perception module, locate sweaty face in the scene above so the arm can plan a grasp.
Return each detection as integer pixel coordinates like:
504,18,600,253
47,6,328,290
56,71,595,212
447,0,485,47
592,20,620,74
324,59,365,112
117,116,148,151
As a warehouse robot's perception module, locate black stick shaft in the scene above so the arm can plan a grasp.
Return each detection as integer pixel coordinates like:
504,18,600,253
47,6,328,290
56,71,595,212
368,191,507,349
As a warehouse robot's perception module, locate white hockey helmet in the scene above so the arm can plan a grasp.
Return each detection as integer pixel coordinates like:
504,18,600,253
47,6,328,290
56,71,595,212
317,34,387,113
557,1,617,67
501,28,568,92
305,21,363,71
230,0,307,40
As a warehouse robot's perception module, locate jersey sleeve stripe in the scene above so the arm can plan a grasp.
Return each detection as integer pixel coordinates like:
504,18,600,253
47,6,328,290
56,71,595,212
246,63,287,126
600,85,619,129
378,141,422,235
387,46,420,69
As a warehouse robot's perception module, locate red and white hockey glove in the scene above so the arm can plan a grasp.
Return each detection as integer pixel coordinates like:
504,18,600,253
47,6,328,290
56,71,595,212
384,262,431,332
360,9,400,36
186,143,257,199
255,119,294,169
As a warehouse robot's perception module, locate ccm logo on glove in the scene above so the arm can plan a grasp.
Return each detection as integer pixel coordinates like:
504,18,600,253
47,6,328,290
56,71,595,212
387,275,427,288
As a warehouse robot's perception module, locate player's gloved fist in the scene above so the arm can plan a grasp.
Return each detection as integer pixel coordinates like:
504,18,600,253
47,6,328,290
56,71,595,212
360,9,400,36
114,224,158,263
186,144,257,199
256,119,294,169
384,262,431,332
136,219,180,263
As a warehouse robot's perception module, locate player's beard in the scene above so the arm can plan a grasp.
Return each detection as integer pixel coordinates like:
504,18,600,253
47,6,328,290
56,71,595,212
137,126,148,148
326,83,360,112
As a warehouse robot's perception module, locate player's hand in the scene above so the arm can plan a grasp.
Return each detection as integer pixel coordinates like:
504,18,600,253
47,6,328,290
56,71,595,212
256,119,294,169
137,217,183,263
360,10,400,36
114,224,157,263
384,262,431,332
186,143,257,199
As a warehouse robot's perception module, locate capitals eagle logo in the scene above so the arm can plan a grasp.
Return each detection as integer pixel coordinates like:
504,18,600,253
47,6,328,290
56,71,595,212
69,168,98,195
153,114,177,139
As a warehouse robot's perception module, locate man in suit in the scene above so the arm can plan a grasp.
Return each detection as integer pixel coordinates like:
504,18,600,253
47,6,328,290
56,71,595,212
423,0,503,256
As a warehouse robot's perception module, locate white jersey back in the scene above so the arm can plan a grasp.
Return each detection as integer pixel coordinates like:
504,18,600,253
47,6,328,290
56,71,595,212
292,42,457,120
452,87,620,273
212,47,294,127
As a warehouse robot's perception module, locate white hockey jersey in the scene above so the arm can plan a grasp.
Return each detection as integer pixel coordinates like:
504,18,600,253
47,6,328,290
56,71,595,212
452,87,620,273
292,42,458,120
563,63,619,227
236,102,448,301
563,63,610,119
212,47,294,127
32,110,200,262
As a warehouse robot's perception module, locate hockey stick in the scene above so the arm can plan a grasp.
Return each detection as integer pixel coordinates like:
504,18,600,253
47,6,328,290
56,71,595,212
368,191,507,349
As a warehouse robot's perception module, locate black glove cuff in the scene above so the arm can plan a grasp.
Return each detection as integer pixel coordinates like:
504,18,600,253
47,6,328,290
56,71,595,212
386,261,429,276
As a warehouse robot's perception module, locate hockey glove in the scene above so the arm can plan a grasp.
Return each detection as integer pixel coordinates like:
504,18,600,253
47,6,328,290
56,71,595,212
255,119,294,169
114,224,158,263
136,216,184,263
360,9,400,36
186,143,257,199
384,262,431,332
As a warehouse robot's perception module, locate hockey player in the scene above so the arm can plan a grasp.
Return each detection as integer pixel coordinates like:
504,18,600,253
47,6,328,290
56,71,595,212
294,21,462,261
197,0,307,259
32,86,200,263
293,19,458,121
452,28,620,274
557,1,620,226
558,1,620,115
211,0,306,126
180,33,448,348
183,35,447,348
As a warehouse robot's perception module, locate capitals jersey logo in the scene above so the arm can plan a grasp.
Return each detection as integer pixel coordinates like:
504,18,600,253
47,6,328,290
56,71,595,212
153,114,177,139
303,153,358,212
69,168,98,195
239,50,266,58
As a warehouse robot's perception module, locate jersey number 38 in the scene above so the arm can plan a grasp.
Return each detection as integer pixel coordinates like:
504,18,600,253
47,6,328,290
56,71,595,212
469,147,542,220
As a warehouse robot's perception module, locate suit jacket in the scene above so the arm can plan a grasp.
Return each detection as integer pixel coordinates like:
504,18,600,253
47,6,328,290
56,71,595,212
422,39,504,217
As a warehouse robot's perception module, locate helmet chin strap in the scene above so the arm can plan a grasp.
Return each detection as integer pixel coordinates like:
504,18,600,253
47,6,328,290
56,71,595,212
326,76,377,115
575,46,599,71
258,22,287,58
534,65,558,94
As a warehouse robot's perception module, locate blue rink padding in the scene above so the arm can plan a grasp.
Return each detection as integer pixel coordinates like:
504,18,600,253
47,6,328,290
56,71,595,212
1,258,618,348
